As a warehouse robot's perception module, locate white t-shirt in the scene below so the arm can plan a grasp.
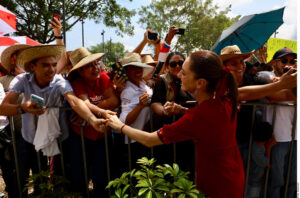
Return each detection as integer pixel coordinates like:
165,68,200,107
119,80,153,144
266,101,297,142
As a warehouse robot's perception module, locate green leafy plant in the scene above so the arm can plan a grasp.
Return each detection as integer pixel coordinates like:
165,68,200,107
24,170,82,198
106,157,205,198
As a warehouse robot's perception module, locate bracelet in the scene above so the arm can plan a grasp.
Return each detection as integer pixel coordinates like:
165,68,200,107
55,35,63,39
87,114,94,125
97,111,102,117
120,124,126,134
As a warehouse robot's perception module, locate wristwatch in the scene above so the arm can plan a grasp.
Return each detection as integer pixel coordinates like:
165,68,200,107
17,106,25,114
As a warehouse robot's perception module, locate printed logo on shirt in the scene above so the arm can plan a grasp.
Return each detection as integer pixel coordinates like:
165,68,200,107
90,95,104,104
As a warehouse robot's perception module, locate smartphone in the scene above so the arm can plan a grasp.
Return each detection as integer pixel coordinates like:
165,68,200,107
148,32,158,41
53,9,61,21
30,94,44,109
176,28,185,35
283,67,297,74
111,62,128,80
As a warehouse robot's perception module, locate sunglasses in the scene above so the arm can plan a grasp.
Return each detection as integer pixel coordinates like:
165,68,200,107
280,58,296,65
169,60,184,68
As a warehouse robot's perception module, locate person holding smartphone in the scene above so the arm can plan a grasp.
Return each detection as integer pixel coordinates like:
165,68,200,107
49,11,74,76
0,45,109,197
132,29,161,61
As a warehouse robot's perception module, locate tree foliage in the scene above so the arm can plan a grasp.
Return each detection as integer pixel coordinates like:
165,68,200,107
89,41,129,63
2,0,136,43
138,0,240,53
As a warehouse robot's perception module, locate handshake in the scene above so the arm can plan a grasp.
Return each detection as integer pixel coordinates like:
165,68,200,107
162,101,188,116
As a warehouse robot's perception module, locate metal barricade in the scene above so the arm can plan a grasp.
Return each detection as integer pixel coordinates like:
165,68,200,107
240,102,296,198
5,102,297,197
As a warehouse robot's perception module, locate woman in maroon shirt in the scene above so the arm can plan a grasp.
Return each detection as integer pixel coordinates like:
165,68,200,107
107,50,244,198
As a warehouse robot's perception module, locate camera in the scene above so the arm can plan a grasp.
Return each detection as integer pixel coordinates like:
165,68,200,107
176,28,185,35
148,32,158,41
283,67,297,74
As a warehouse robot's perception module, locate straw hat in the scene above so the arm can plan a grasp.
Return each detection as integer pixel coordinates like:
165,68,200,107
219,45,252,62
141,54,158,66
16,45,65,71
122,52,154,77
68,47,104,74
1,44,31,72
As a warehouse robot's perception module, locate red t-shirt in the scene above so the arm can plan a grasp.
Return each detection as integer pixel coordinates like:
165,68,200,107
158,98,244,198
70,71,113,140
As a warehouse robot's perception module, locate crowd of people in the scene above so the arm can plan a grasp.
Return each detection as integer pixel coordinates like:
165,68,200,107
0,17,297,198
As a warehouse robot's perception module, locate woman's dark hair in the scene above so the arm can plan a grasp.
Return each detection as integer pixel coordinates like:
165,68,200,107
165,52,185,66
189,50,238,120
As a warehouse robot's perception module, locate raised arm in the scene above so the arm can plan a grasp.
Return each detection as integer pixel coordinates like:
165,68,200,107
50,17,64,45
50,17,69,74
132,30,148,54
132,30,161,57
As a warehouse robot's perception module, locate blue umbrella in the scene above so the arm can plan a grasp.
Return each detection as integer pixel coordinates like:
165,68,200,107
211,7,285,55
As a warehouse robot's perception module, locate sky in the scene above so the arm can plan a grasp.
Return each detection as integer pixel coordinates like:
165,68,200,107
64,0,297,53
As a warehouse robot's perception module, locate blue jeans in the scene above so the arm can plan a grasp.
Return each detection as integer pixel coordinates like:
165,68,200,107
268,141,297,198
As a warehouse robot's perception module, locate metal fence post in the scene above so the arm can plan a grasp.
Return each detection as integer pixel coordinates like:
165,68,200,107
243,104,257,197
9,116,22,198
172,115,176,163
263,105,277,198
128,137,132,171
80,121,90,198
58,138,65,178
104,131,111,196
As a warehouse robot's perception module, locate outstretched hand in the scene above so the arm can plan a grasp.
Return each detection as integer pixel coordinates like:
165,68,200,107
107,115,124,131
90,117,108,133
163,101,188,116
279,69,297,89
101,109,117,119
